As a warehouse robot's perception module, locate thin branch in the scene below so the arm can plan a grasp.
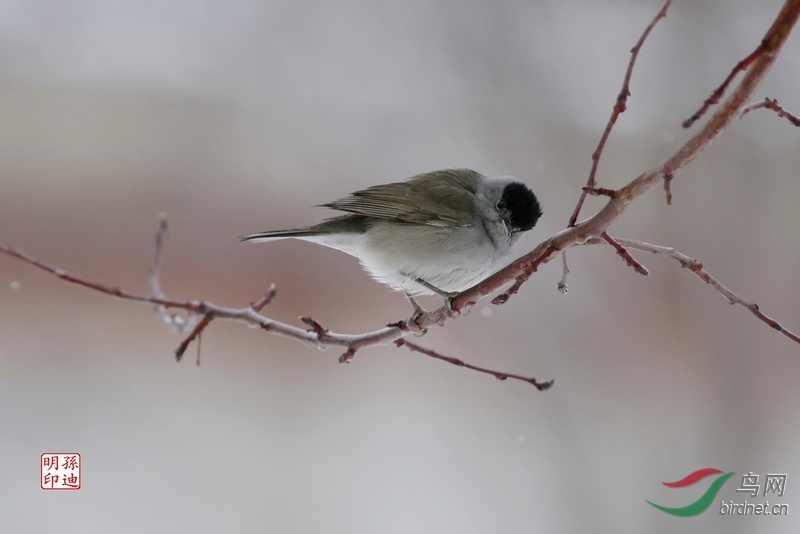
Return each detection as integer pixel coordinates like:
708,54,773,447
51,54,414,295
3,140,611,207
250,284,277,312
582,186,617,198
148,212,169,300
663,170,674,205
0,242,402,351
568,0,672,227
602,232,650,278
300,315,328,337
395,339,554,390
149,213,197,332
488,243,559,307
175,313,215,363
741,97,800,126
0,240,547,387
682,44,768,128
338,347,357,364
614,238,800,345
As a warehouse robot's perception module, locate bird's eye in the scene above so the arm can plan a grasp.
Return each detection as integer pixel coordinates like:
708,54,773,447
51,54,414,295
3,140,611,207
496,200,506,211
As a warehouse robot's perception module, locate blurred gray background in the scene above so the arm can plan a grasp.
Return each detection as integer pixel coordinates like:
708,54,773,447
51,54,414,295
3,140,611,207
2,1,799,532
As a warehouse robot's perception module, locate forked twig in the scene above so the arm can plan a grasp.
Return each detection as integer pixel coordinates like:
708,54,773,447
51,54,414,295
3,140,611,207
149,213,197,332
682,44,768,128
0,234,547,387
614,238,800,345
741,97,800,126
601,233,650,278
568,0,672,227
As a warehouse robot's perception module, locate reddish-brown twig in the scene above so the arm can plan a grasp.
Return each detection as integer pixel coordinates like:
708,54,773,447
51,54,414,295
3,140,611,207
614,238,800,345
741,97,800,126
682,45,768,129
395,339,554,390
175,313,214,364
662,170,675,206
300,315,328,337
568,0,672,227
601,233,650,278
488,243,559,306
0,240,550,387
250,284,277,312
582,186,618,198
338,347,357,364
0,242,399,348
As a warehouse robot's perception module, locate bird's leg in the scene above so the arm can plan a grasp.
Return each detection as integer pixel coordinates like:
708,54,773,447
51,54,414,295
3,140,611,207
399,273,457,331
404,292,425,318
413,277,457,317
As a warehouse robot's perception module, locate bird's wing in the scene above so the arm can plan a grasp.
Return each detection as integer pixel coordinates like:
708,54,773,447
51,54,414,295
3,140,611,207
320,169,480,227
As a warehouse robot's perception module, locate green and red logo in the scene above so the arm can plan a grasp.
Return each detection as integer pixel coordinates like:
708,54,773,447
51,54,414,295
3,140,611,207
646,468,734,517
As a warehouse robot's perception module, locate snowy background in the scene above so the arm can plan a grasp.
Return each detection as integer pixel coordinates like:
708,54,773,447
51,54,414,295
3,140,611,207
2,1,799,532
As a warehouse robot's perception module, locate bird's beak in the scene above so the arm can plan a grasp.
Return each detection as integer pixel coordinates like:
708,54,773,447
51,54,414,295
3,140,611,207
501,218,513,239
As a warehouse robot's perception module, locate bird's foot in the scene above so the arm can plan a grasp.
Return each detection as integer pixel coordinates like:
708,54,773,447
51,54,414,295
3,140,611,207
403,292,428,335
413,277,458,318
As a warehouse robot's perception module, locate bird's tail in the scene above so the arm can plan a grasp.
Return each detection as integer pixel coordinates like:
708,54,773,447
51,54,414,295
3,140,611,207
240,215,370,243
240,228,324,243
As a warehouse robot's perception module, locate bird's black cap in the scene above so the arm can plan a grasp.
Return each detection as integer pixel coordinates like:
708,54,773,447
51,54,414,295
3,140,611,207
503,182,542,232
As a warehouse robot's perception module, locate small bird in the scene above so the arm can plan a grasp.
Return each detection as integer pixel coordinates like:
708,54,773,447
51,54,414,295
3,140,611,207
241,168,542,317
